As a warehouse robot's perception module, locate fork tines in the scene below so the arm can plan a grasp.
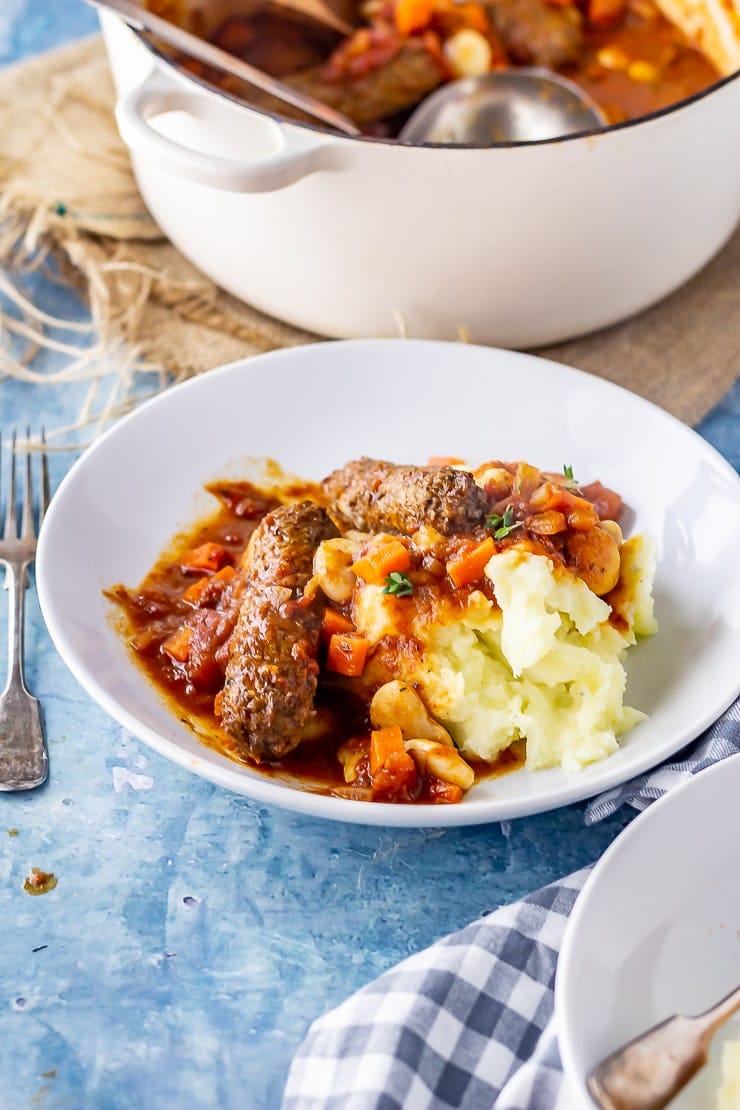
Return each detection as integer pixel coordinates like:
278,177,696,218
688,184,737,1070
0,428,50,546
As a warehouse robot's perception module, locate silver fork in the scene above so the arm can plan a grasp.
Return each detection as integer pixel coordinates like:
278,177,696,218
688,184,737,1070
0,429,50,791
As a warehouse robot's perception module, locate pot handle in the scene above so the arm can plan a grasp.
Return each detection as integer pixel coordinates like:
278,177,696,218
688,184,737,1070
115,69,342,193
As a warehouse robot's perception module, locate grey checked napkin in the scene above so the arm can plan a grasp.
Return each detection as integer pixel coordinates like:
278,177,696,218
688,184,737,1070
283,697,740,1109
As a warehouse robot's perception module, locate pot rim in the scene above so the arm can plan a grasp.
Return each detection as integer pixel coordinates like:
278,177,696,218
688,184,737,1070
134,24,740,149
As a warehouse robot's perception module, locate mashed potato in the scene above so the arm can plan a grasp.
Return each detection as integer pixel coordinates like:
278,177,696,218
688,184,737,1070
717,1037,740,1109
352,533,657,774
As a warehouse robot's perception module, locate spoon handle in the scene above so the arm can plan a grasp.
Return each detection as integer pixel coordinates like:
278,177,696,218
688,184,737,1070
89,0,361,136
695,984,740,1044
271,0,354,36
588,985,740,1110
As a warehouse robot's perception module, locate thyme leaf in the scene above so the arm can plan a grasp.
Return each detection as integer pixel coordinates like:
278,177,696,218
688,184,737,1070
486,504,523,541
383,571,414,597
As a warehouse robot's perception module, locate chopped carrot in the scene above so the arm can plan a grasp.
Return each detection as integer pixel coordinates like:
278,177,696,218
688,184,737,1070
567,506,600,531
528,510,567,536
183,576,210,605
395,0,433,35
370,726,418,799
182,564,236,605
351,539,411,587
528,483,600,528
180,542,230,574
439,0,490,33
326,633,370,677
372,751,418,798
427,455,466,466
370,725,405,776
162,625,192,663
426,778,464,804
446,536,495,588
321,608,356,639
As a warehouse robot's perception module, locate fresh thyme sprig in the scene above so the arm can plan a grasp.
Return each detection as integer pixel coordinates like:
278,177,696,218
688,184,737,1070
486,504,523,541
383,571,414,597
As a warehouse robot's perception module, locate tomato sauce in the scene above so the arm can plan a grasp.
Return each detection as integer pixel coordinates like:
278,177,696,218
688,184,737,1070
107,479,525,799
568,9,719,123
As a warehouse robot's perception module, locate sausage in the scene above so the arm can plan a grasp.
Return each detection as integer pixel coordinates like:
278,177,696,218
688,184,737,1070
222,35,445,126
287,37,446,123
484,0,584,68
218,501,339,761
322,457,489,535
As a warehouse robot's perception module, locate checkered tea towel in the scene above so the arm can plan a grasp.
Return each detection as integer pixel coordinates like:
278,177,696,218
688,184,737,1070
283,697,740,1110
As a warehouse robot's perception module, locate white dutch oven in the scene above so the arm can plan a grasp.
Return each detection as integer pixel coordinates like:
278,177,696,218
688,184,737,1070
101,10,740,346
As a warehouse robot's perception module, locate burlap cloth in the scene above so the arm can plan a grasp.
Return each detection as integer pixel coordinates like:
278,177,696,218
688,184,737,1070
1,34,738,439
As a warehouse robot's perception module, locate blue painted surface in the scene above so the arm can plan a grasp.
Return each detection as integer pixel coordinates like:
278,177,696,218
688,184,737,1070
0,5,738,1107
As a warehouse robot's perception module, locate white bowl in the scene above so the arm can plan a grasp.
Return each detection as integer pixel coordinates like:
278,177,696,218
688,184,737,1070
557,752,740,1109
36,339,740,826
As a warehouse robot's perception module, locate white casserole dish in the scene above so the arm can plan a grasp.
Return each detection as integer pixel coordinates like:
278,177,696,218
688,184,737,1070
101,9,740,346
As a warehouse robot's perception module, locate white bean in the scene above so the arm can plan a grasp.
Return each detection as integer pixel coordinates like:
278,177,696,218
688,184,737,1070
404,739,475,790
313,537,362,603
370,681,453,746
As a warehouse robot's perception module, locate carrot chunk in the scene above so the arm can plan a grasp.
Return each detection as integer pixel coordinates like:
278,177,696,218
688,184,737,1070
180,542,230,574
321,608,356,639
446,1,491,33
351,539,411,587
182,564,236,605
528,483,599,527
326,633,370,677
395,0,434,34
370,725,405,775
425,778,464,804
528,510,567,536
446,537,495,588
370,726,418,799
162,625,193,663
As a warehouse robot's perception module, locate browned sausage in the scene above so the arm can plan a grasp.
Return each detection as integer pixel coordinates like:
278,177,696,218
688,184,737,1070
322,457,489,535
287,37,446,123
218,501,339,761
485,0,584,67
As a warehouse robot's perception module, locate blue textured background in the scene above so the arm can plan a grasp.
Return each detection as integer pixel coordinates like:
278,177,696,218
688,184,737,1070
1,4,738,1106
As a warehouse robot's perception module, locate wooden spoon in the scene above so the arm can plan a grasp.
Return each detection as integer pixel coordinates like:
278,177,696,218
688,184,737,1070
587,984,740,1110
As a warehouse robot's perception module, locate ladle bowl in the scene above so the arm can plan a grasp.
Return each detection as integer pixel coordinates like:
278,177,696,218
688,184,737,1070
399,67,608,145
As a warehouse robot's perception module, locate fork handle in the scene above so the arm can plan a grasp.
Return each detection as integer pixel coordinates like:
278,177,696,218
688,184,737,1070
0,560,48,790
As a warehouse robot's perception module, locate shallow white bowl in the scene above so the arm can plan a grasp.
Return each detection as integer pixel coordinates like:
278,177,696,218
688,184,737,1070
36,339,740,826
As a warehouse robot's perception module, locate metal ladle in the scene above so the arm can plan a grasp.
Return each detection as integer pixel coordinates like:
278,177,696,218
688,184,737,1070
399,67,608,145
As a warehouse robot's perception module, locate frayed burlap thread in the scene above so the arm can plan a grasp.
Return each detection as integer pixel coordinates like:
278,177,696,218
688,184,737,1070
0,36,314,443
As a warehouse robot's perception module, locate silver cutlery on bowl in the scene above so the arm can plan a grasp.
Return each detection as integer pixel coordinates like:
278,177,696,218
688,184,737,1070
88,0,361,135
0,429,50,791
588,983,740,1110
